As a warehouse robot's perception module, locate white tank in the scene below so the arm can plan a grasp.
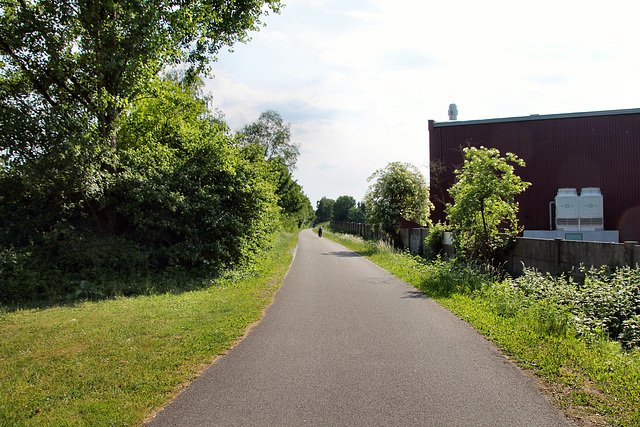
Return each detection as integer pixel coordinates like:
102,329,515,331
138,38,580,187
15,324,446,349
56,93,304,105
579,187,604,231
555,188,579,231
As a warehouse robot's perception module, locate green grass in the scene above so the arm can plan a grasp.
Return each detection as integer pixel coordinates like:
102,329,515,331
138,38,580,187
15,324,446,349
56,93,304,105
0,231,298,426
325,229,640,427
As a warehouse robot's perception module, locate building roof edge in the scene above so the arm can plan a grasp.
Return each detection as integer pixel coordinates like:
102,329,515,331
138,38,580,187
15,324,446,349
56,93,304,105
431,107,640,127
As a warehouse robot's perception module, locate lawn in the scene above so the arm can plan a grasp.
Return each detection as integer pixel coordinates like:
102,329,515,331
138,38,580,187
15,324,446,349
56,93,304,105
0,231,297,426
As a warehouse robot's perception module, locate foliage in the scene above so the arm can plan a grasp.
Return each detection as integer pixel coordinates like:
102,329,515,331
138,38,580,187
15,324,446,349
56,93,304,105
333,195,356,221
0,0,281,149
412,256,497,297
347,202,366,223
0,1,287,305
0,230,297,425
235,109,308,228
237,109,299,172
509,266,640,349
446,146,530,261
113,80,281,271
268,161,313,229
315,197,335,224
424,222,449,260
0,80,281,304
364,162,432,245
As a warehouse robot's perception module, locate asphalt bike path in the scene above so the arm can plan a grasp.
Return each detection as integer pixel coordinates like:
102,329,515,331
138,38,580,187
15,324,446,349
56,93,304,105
146,229,568,426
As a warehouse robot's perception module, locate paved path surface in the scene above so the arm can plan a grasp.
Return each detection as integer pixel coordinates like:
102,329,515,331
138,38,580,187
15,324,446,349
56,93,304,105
146,229,569,426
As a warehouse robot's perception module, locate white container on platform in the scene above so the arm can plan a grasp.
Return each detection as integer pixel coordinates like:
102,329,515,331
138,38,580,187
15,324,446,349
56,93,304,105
555,188,579,231
579,187,604,231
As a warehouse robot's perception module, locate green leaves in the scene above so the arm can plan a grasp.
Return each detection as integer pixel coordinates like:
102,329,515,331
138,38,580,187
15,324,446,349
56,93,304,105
237,109,299,173
333,195,356,222
364,162,433,243
1,0,281,150
446,146,530,260
0,78,283,304
115,79,280,271
0,1,290,305
315,197,335,224
512,265,640,349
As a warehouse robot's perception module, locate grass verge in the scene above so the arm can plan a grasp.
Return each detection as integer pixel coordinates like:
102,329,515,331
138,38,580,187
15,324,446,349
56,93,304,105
325,229,640,427
0,231,298,426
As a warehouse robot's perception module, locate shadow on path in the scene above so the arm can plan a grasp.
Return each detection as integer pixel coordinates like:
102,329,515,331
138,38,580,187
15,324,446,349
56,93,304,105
321,251,361,258
401,290,429,299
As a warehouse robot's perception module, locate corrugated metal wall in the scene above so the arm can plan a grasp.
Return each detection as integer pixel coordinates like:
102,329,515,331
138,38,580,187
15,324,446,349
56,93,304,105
429,112,640,242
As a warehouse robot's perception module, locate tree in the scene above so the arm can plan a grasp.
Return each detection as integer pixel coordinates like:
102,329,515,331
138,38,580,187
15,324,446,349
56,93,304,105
235,109,309,229
116,79,283,268
237,109,300,172
364,162,432,246
347,202,366,223
446,146,531,260
0,78,282,303
315,197,335,224
0,0,282,237
268,161,314,229
333,195,356,222
0,0,281,150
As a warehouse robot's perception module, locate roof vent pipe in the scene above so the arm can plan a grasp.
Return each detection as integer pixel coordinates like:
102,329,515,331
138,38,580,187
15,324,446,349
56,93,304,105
448,103,458,121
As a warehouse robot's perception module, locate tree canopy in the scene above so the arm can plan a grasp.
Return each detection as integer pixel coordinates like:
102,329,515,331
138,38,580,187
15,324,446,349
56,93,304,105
237,109,300,172
364,162,432,245
0,1,313,305
0,0,281,149
0,79,285,303
446,146,530,260
333,195,356,222
315,197,335,224
347,202,366,223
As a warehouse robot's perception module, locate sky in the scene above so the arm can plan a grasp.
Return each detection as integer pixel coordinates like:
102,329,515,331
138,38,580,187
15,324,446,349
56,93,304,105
204,0,640,207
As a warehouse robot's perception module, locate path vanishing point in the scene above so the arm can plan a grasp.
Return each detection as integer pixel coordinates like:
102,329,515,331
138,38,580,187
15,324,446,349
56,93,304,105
146,228,569,426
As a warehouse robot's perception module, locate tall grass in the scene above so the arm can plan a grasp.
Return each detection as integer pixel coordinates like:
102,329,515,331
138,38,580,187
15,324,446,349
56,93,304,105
0,231,298,426
326,229,640,427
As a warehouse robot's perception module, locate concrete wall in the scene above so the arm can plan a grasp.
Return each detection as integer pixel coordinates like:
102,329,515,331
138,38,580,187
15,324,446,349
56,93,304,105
502,238,640,276
331,221,640,276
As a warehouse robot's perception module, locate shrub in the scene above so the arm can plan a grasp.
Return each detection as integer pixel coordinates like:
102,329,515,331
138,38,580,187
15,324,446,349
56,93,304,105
424,222,448,260
415,257,498,297
511,266,640,349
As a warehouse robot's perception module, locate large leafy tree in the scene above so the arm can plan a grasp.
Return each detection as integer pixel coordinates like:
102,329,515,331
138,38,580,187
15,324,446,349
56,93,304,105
315,197,335,224
0,79,282,303
268,161,313,229
237,109,299,172
0,0,281,234
0,0,281,150
446,146,530,260
115,79,280,270
235,109,309,228
333,195,356,222
347,202,366,223
364,162,432,246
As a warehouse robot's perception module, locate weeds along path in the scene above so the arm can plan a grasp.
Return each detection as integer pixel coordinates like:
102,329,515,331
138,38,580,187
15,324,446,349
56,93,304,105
146,229,568,426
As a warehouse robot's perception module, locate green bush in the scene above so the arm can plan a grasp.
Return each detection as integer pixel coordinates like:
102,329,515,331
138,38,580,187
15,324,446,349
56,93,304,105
0,81,283,305
424,222,448,260
405,256,497,297
510,266,640,349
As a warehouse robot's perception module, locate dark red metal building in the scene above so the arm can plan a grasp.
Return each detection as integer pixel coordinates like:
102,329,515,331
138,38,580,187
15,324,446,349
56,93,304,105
429,108,640,243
